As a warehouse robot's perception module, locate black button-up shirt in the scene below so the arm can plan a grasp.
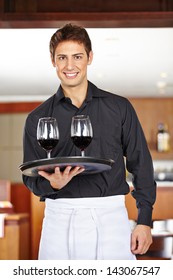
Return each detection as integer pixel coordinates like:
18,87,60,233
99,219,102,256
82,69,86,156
22,81,156,226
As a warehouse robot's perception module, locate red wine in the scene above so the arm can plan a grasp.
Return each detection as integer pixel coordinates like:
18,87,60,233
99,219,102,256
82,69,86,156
71,136,92,151
38,139,59,151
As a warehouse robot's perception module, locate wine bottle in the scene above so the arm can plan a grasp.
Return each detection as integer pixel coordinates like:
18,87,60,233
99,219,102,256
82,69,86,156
157,122,170,152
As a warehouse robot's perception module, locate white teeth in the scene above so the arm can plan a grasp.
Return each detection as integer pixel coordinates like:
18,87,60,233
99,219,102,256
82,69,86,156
65,73,77,77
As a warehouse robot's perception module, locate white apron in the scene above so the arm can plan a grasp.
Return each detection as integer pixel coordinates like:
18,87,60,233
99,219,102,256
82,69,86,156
38,195,136,260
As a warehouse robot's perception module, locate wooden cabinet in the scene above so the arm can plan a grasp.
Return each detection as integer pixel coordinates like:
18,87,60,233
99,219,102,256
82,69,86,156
129,98,173,161
0,213,30,260
31,194,45,260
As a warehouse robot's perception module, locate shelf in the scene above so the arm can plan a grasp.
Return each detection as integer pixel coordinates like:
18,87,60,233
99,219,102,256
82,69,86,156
150,150,173,160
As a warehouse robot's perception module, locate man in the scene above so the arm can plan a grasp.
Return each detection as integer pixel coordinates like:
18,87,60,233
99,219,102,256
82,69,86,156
22,23,156,260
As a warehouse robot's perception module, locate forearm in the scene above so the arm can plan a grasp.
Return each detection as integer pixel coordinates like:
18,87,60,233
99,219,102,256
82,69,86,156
23,174,56,197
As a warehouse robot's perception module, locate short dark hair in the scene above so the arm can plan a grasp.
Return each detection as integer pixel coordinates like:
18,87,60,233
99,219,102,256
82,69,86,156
49,23,92,61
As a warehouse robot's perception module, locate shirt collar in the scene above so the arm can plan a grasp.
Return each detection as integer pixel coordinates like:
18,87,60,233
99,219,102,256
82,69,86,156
55,86,66,102
87,81,108,100
54,81,108,104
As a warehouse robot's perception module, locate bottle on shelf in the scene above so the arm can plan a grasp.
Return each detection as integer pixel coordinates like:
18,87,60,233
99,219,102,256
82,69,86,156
157,122,170,152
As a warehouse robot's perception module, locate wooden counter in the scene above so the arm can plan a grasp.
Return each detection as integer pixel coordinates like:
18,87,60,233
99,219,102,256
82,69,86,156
0,213,30,260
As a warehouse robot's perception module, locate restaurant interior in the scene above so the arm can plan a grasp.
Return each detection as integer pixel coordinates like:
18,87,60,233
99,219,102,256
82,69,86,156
0,0,173,260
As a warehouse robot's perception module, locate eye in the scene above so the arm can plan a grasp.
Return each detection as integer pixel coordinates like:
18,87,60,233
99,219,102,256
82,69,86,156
74,55,82,60
57,55,66,61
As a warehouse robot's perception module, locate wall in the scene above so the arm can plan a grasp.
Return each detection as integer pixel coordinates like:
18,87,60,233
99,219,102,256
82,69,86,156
0,113,27,182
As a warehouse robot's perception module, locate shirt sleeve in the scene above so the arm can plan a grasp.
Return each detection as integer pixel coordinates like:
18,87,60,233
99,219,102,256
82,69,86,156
121,99,156,226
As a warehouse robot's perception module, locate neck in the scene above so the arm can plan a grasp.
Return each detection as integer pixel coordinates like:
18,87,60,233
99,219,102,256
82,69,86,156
62,81,88,108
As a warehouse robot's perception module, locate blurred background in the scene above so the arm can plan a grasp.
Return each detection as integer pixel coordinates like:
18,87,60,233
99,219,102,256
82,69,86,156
0,0,173,260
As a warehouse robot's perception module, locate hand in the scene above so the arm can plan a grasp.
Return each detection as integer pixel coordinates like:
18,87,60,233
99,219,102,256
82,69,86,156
131,224,153,255
38,166,85,190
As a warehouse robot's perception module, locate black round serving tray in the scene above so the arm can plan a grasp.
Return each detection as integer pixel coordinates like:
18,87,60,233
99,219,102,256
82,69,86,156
19,156,115,177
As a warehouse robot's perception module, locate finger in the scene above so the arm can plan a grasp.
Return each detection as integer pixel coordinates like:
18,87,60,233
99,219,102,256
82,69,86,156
134,245,144,255
131,234,138,252
131,243,138,254
62,166,73,176
54,167,61,174
38,170,51,179
77,167,85,174
132,240,146,255
70,166,85,175
137,236,152,254
141,243,151,255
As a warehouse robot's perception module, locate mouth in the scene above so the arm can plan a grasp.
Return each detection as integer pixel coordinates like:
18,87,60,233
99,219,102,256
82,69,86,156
64,72,79,79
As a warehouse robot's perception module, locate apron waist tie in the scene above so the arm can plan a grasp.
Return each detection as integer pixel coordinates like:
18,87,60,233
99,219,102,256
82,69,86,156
90,208,103,260
68,209,77,260
68,208,103,260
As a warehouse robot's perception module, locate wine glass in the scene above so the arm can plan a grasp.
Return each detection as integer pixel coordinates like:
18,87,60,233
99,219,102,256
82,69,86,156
37,117,59,159
71,115,93,157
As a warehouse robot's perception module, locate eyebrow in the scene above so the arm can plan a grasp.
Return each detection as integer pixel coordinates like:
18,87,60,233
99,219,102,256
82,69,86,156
56,52,84,57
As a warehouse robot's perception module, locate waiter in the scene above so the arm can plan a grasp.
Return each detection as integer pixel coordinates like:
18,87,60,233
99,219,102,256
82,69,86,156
22,23,156,260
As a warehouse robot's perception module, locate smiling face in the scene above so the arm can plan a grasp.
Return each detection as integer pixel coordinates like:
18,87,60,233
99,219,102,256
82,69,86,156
52,40,93,90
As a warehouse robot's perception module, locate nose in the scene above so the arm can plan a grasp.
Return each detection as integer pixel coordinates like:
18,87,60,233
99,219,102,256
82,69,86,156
66,58,74,70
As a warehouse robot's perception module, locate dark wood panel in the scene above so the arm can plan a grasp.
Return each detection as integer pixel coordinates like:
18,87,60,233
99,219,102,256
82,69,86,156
0,0,4,15
1,11,173,28
1,0,173,28
37,0,173,12
11,183,31,215
0,102,41,113
3,0,36,12
37,0,162,13
3,0,173,13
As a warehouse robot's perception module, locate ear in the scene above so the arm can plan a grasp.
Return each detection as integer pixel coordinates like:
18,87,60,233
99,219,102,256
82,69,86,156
88,51,93,65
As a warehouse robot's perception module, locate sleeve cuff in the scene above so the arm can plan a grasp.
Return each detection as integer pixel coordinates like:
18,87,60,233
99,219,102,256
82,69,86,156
136,206,153,227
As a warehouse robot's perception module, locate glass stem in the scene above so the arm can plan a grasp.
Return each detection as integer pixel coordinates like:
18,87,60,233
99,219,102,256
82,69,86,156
81,150,85,157
47,151,51,159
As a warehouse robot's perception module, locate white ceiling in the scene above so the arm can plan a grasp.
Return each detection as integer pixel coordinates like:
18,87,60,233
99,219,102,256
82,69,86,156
0,27,173,101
